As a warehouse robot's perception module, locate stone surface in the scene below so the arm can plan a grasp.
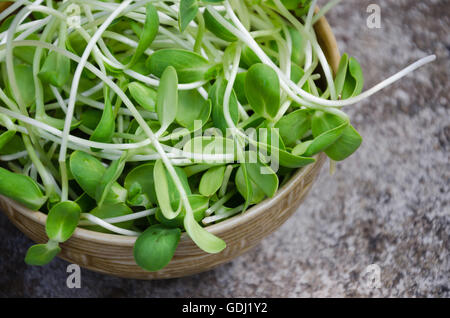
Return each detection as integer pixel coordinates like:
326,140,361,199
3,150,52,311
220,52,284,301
0,0,448,297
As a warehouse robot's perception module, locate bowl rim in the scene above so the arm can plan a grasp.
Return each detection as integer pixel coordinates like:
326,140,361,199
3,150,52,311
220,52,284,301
0,5,340,248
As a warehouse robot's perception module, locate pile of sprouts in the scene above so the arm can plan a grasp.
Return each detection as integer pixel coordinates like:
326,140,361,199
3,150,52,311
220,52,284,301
0,0,434,271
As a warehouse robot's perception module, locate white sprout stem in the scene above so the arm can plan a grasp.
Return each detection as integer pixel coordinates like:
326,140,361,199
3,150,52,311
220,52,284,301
44,12,203,91
312,0,342,25
60,0,133,200
50,86,70,114
81,80,105,97
271,0,337,100
207,5,345,120
3,0,59,197
302,1,316,71
197,86,209,100
80,213,142,236
226,2,329,105
0,106,150,151
203,204,244,225
5,1,44,112
27,5,66,20
242,2,436,108
305,0,318,30
0,0,28,23
57,88,157,120
205,190,237,217
0,18,51,51
32,6,65,121
124,69,209,90
210,4,434,120
333,55,437,105
14,125,192,163
282,24,292,84
0,151,29,161
0,106,232,163
83,4,127,71
101,30,152,54
237,101,250,121
79,208,157,226
223,45,242,132
219,165,234,198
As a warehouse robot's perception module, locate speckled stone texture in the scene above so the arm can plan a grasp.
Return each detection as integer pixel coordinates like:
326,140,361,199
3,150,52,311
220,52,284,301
0,0,448,298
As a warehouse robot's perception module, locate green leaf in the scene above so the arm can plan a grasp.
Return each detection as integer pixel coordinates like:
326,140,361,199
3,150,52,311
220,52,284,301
335,53,364,99
38,51,71,88
156,194,209,228
134,224,181,271
80,108,102,130
275,109,311,147
0,114,17,150
235,166,264,205
204,7,238,42
70,151,127,204
95,153,128,206
184,209,226,253
334,54,349,96
74,192,97,213
176,89,211,130
209,78,239,134
45,201,81,243
24,241,61,266
179,0,198,33
128,3,159,67
13,64,35,108
124,163,157,208
303,111,349,157
0,15,16,33
233,72,248,105
325,125,362,161
311,112,362,161
128,82,157,112
256,141,315,168
278,149,316,168
153,160,183,220
0,167,47,210
290,64,311,92
0,134,24,155
245,63,280,121
288,26,305,65
244,152,279,198
199,165,226,197
278,0,309,10
0,131,16,150
147,49,220,83
292,140,314,156
293,0,313,16
241,46,261,68
90,92,115,146
157,66,178,132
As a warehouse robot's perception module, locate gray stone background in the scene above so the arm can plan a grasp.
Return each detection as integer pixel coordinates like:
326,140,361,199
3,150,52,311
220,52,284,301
0,0,448,297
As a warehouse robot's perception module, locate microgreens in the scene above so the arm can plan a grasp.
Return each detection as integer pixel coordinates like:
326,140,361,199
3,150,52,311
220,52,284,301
0,0,434,271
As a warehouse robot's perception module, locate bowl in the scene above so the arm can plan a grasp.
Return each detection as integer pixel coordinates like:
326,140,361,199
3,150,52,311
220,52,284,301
0,5,339,279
